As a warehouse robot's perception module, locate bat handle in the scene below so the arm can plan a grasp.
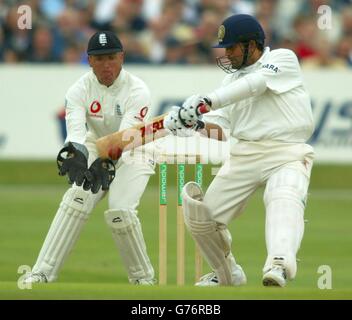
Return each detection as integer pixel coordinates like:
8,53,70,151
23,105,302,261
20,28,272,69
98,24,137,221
196,102,211,115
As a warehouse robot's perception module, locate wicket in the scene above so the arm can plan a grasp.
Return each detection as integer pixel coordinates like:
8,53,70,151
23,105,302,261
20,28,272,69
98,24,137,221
158,154,203,285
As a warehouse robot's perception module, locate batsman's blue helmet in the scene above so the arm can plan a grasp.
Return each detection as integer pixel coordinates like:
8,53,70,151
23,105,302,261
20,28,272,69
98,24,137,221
213,14,265,48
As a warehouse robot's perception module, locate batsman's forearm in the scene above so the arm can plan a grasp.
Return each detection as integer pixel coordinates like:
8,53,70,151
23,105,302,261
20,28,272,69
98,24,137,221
206,73,267,110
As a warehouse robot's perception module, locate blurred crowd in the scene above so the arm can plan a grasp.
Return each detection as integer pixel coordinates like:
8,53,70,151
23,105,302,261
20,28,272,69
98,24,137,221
1,0,352,68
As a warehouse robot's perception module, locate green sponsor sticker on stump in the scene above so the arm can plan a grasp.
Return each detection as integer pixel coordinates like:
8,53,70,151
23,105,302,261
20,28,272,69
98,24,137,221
195,163,203,187
159,163,167,205
177,164,185,205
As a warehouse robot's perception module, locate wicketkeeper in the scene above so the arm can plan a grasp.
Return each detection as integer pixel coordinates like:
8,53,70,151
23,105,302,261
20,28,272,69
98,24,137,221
164,14,315,287
23,31,156,285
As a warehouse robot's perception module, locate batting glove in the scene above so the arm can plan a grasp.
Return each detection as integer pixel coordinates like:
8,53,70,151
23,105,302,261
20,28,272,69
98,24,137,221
164,106,197,137
178,94,211,127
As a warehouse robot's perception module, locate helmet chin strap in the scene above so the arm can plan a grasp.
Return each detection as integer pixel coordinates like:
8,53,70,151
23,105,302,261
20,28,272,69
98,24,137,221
239,42,250,69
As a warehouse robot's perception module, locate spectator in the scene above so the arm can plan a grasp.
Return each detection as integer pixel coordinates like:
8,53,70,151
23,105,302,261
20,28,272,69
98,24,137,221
293,14,320,60
163,24,201,64
162,36,187,64
341,7,352,36
0,0,351,65
61,43,83,63
255,0,280,47
297,0,342,44
53,7,88,60
0,24,4,60
111,0,146,33
40,0,65,21
335,35,352,66
29,25,59,62
3,48,20,62
301,35,348,68
139,0,187,64
92,0,118,29
118,29,150,63
2,6,32,61
194,10,223,63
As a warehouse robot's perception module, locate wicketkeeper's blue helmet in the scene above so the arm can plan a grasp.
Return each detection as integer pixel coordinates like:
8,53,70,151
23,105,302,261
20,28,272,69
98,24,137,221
213,14,265,49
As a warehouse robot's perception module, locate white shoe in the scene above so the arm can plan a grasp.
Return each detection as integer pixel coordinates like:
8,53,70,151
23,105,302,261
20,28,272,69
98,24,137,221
22,272,48,284
262,265,287,287
195,264,247,287
131,278,157,285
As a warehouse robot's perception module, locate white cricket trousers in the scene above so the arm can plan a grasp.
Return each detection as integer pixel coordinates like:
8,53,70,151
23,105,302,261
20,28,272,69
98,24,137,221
203,140,314,278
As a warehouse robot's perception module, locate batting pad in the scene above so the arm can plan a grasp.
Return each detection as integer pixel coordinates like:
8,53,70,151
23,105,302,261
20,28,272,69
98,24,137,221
263,166,309,279
104,209,154,282
182,182,234,285
32,187,95,281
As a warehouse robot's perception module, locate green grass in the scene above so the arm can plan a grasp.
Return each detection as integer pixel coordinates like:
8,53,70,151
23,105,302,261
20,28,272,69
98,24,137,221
0,161,352,300
1,160,352,189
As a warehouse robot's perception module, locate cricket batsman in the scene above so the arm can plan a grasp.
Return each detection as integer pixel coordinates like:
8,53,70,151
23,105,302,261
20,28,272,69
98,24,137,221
23,31,156,285
164,14,315,287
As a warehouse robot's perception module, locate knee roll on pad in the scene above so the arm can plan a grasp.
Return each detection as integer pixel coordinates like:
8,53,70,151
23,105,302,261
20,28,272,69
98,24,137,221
264,167,309,208
63,186,96,213
182,182,211,224
104,208,139,233
182,183,218,235
104,209,154,282
182,182,233,285
264,186,306,209
32,187,95,281
264,171,308,280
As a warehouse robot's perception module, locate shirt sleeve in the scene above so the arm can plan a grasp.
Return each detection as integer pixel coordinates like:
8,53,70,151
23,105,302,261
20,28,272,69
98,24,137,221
256,49,303,94
64,81,87,145
119,86,152,131
202,74,232,131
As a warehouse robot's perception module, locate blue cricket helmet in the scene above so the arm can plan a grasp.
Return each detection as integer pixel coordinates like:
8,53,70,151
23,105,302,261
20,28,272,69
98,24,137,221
213,14,265,48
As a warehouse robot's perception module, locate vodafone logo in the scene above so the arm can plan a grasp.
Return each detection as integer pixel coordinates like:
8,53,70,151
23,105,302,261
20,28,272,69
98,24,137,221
90,101,101,113
135,106,148,121
89,101,103,118
140,106,148,119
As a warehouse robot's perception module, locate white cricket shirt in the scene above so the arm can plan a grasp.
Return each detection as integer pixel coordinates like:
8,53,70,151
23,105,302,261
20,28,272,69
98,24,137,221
64,68,151,145
203,47,315,143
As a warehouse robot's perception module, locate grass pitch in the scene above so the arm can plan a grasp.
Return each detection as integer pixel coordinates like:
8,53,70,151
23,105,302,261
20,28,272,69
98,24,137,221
0,161,351,300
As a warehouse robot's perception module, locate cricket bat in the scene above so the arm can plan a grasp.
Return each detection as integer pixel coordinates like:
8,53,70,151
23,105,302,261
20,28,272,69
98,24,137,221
96,104,209,160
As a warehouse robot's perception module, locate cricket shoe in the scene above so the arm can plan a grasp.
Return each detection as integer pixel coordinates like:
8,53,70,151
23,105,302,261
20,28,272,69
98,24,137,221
131,278,157,285
22,272,48,284
262,265,287,287
195,264,247,287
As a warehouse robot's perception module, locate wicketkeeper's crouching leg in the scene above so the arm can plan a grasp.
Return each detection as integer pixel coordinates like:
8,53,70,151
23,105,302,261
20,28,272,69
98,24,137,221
25,186,100,283
104,209,155,285
103,158,156,285
182,182,246,286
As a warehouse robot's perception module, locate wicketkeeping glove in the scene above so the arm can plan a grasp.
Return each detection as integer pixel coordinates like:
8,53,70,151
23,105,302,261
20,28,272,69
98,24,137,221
56,142,88,186
83,158,116,194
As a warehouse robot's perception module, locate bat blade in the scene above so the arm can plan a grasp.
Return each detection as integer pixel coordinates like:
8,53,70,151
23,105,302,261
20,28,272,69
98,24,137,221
96,103,209,160
96,114,167,159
